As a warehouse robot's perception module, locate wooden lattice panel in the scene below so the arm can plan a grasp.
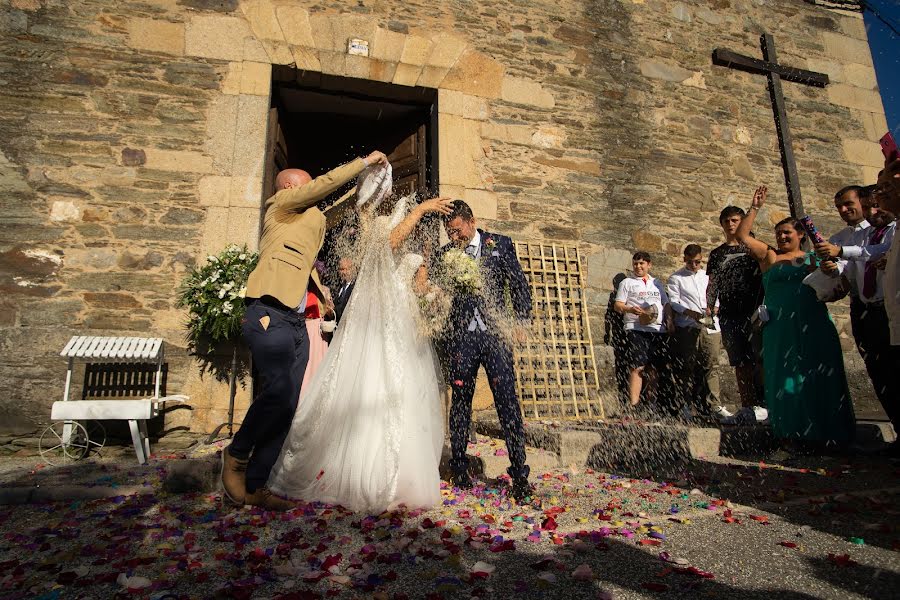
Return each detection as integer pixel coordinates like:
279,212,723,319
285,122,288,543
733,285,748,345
514,243,604,420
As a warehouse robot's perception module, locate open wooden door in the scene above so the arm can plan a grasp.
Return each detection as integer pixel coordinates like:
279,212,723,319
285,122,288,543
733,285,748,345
261,107,288,235
389,124,427,199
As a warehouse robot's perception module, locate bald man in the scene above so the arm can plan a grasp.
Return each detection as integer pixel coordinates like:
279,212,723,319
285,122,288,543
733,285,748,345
222,150,387,511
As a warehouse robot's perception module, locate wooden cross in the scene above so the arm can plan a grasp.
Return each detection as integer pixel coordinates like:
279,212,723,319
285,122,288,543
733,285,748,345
713,34,829,219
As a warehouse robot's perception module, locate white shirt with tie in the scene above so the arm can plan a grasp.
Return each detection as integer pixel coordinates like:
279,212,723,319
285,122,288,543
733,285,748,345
465,231,488,332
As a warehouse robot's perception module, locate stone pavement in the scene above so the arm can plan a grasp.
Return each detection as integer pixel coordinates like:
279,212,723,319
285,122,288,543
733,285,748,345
0,428,898,599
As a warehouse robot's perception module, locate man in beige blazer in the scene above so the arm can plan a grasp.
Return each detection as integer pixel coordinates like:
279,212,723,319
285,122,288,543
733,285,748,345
222,150,387,510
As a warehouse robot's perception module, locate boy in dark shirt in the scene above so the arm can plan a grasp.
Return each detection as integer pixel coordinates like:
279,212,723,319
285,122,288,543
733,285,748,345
706,206,767,423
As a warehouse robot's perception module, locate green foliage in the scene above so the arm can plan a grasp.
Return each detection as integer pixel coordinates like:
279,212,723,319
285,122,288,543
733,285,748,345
177,244,259,350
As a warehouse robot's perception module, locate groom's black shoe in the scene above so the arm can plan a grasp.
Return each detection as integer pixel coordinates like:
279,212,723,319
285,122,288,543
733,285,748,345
510,477,534,503
450,471,474,489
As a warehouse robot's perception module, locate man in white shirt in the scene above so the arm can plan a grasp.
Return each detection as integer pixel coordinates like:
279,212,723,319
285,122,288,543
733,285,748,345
667,245,729,422
837,196,898,435
614,251,673,410
815,185,871,264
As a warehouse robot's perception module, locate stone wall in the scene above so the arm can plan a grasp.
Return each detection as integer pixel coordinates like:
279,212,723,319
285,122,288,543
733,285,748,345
0,0,887,432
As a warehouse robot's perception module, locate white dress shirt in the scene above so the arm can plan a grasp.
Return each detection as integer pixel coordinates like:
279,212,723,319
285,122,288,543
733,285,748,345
829,221,870,298
667,267,709,330
465,230,487,332
843,223,896,304
839,221,895,262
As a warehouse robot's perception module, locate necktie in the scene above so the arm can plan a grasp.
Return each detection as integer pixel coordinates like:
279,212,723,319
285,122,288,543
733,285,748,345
863,226,888,299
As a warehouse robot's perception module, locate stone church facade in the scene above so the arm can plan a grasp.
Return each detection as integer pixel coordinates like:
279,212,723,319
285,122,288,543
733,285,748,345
0,0,887,433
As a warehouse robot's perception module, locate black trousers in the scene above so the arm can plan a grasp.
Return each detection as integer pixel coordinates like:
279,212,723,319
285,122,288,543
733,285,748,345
851,299,900,429
229,299,309,493
447,328,529,480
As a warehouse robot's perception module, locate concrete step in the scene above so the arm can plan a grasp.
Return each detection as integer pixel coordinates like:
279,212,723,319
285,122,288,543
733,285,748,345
474,418,721,471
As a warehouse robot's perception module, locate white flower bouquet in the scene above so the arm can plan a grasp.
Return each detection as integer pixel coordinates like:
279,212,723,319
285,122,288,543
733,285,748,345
416,283,452,338
177,244,259,350
440,248,483,294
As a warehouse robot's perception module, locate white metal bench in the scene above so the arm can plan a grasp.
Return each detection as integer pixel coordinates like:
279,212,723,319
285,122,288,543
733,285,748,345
43,336,187,464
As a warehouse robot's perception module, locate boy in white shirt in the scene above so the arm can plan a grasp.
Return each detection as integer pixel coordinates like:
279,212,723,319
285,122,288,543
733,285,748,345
614,251,673,409
667,244,729,421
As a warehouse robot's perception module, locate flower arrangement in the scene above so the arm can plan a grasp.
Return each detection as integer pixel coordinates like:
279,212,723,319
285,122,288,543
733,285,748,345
415,283,452,338
439,247,483,294
177,244,259,350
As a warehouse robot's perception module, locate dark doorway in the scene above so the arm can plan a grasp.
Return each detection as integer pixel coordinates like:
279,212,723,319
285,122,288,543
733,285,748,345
265,68,439,207
262,69,439,286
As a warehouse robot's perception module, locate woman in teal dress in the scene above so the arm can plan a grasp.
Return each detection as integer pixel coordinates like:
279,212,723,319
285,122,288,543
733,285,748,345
736,186,855,445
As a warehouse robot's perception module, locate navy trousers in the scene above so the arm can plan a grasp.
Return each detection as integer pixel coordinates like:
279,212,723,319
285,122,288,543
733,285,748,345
448,328,529,479
851,299,900,429
229,299,309,493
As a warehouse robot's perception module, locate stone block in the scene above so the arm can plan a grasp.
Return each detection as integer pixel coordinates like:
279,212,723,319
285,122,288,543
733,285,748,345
480,122,532,146
501,76,554,109
261,40,293,65
229,174,263,208
732,155,755,179
127,18,185,55
416,66,448,89
201,206,230,257
852,109,889,141
206,95,239,174
532,156,601,176
806,58,843,83
639,60,693,83
239,61,271,96
221,61,242,95
820,31,873,66
632,228,662,252
185,15,252,61
368,60,397,84
371,27,406,62
227,207,260,248
586,247,632,289
842,63,878,90
839,14,867,40
392,63,422,87
438,114,483,188
828,83,884,112
276,5,314,47
400,35,433,67
243,35,269,62
463,95,489,121
145,149,214,173
344,54,371,80
842,139,884,168
860,166,881,187
198,175,231,207
424,33,468,69
441,50,504,98
310,14,375,55
461,188,498,220
230,94,269,177
438,88,465,116
291,46,321,71
318,51,346,77
240,0,283,42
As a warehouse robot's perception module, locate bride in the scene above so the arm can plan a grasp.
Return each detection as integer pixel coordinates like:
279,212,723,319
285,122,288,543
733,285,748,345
267,163,452,513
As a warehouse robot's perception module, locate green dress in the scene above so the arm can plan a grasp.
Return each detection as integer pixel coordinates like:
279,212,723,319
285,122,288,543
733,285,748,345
761,253,855,443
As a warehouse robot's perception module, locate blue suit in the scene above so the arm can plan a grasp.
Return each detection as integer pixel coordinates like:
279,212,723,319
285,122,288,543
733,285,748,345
435,230,531,480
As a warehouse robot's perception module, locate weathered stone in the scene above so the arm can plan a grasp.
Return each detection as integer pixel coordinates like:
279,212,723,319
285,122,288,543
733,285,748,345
632,229,663,253
842,139,885,168
185,15,252,61
639,60,694,83
145,149,213,173
276,5,314,47
533,156,601,176
501,76,554,109
442,50,504,98
128,18,185,55
121,148,147,166
83,292,142,309
164,63,220,89
732,156,756,180
161,207,205,224
178,0,239,11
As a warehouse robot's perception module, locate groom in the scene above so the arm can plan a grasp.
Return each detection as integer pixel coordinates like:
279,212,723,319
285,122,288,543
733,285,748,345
221,150,387,510
437,200,534,502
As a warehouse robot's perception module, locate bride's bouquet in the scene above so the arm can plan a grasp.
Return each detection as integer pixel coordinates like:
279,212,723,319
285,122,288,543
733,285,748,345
415,282,452,338
439,248,483,294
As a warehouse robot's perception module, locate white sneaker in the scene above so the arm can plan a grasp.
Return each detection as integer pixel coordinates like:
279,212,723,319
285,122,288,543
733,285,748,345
751,406,768,422
721,406,753,425
712,406,733,419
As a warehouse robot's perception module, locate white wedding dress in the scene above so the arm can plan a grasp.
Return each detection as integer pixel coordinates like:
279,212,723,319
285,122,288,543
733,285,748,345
267,196,444,513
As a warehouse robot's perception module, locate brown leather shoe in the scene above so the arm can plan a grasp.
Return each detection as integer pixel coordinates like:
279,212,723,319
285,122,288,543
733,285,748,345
245,487,295,512
221,447,248,505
